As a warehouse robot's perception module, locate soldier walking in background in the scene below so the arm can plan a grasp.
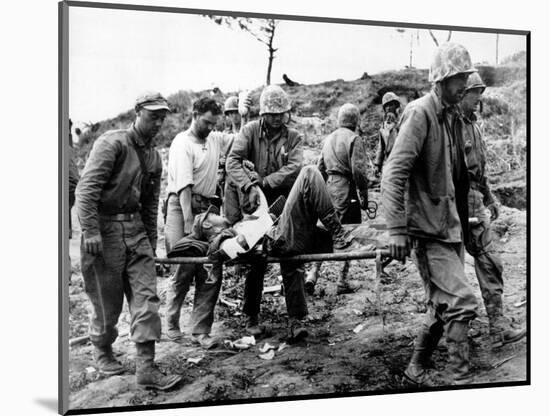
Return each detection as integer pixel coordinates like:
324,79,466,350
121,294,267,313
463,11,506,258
75,92,182,390
459,72,526,349
216,96,245,199
382,43,479,385
374,91,401,176
305,103,371,295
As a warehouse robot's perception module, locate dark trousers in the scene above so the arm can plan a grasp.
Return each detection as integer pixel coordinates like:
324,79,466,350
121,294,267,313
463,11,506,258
237,166,336,319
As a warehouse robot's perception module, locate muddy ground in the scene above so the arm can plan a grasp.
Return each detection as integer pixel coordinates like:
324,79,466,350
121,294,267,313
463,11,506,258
67,192,527,411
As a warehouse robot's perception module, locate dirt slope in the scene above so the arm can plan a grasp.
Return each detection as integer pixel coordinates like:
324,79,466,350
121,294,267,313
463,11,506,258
67,198,527,411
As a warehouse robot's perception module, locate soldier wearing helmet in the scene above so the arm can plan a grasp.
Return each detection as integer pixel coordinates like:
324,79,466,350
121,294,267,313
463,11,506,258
459,72,526,351
226,84,320,342
382,43,479,385
374,92,401,176
305,103,372,295
223,96,242,133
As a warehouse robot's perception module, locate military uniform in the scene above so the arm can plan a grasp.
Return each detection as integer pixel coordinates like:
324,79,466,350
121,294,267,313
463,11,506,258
225,118,305,320
307,103,371,294
374,113,399,171
76,125,163,348
462,112,503,303
318,126,370,223
460,72,525,349
194,166,348,324
375,92,401,172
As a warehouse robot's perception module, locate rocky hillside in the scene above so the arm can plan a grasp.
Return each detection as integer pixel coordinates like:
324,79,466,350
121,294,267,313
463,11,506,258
74,52,527,208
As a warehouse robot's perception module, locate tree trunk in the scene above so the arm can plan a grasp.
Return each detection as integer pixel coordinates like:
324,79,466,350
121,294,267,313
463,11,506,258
266,22,276,85
428,30,439,46
266,49,274,85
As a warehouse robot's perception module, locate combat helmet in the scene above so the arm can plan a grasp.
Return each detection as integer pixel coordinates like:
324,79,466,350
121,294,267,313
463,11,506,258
259,85,291,115
337,103,360,128
223,96,239,114
465,72,486,94
382,92,401,109
429,42,476,83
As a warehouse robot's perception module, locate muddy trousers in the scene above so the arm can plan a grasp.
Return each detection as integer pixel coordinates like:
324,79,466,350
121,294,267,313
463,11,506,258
80,218,161,347
164,194,221,335
164,263,223,334
243,166,338,319
466,189,505,318
412,239,478,364
306,173,360,287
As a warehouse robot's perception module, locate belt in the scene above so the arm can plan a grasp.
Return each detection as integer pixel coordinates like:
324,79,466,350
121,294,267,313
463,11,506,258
100,212,140,221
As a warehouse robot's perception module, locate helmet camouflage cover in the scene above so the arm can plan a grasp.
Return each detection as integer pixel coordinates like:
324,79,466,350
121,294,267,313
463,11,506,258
429,42,477,83
259,85,291,115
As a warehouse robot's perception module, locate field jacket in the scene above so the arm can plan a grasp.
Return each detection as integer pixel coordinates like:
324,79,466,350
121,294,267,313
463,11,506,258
381,89,469,243
318,126,370,204
75,125,162,248
462,112,495,206
226,119,303,194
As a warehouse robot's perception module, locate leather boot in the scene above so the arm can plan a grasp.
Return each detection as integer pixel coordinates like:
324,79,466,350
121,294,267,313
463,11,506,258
287,317,308,343
93,345,124,376
135,341,182,390
320,212,351,250
486,295,526,350
403,329,441,385
446,321,472,384
336,261,354,294
305,262,322,295
245,315,265,336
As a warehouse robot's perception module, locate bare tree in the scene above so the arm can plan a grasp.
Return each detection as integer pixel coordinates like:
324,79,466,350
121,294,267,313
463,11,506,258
205,15,279,85
428,29,453,46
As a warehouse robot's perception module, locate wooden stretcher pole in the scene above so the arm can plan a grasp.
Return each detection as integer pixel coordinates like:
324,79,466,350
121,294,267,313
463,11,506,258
375,249,386,331
155,249,391,265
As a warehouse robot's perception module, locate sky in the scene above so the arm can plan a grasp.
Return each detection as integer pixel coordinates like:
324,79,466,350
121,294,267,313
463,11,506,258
69,5,527,123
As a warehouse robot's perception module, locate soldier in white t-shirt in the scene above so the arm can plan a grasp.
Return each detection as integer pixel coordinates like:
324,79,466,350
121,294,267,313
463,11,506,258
164,97,247,348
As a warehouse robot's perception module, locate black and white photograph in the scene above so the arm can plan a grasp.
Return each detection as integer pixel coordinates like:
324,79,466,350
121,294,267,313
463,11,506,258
59,1,529,414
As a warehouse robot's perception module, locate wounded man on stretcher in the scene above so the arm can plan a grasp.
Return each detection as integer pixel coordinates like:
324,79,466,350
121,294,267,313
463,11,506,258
167,165,388,269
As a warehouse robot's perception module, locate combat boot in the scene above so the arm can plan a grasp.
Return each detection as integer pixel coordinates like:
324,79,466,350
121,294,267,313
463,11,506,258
446,321,473,384
320,212,351,250
403,329,441,386
305,262,322,295
287,317,308,343
336,261,354,294
486,296,526,350
245,315,265,336
93,345,124,376
135,341,182,390
191,334,220,350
